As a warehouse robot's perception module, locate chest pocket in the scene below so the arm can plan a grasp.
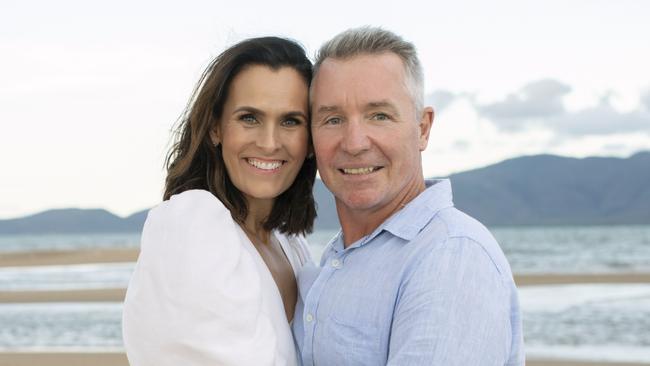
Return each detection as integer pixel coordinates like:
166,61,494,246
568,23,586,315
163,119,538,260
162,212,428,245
318,310,384,366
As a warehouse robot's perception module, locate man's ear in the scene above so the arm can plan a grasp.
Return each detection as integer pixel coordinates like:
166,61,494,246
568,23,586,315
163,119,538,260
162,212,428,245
418,107,434,151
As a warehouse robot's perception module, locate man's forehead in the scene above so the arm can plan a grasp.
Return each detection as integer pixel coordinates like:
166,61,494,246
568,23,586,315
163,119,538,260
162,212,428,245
312,54,411,107
315,100,398,114
317,53,405,77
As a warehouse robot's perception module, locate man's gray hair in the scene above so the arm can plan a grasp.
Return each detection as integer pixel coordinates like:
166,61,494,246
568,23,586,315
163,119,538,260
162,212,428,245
313,26,424,114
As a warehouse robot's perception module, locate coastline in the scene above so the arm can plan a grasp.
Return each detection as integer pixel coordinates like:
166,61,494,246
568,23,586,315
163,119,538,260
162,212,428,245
0,352,648,366
0,248,139,267
1,248,650,304
1,248,649,365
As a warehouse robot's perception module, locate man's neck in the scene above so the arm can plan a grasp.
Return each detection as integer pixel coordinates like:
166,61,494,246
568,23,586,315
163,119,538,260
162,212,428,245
337,178,426,247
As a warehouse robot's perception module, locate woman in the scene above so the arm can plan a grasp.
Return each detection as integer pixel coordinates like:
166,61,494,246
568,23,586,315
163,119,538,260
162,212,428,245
122,37,316,366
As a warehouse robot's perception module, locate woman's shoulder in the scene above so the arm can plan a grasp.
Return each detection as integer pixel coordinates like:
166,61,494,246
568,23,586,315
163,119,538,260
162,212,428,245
152,189,226,215
140,189,238,253
146,189,230,226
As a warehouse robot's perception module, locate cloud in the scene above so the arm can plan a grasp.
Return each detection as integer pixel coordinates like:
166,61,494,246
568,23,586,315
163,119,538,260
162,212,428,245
642,91,650,111
425,90,456,112
547,97,650,136
476,79,571,130
474,79,650,136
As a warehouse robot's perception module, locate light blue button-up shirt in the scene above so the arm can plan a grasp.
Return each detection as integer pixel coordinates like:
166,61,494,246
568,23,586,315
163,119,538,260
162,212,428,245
293,179,524,365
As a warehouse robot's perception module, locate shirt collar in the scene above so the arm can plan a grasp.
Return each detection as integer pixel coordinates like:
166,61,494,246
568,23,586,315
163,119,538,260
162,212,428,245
329,179,454,253
383,179,454,241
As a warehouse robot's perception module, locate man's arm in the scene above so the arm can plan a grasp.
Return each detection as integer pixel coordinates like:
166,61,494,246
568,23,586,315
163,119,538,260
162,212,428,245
387,236,515,366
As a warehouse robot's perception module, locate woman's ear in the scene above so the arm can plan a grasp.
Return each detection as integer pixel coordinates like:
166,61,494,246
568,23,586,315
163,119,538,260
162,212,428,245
209,125,220,146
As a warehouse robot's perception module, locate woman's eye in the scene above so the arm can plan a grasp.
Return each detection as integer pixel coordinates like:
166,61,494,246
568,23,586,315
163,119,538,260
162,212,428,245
239,114,257,124
282,118,302,127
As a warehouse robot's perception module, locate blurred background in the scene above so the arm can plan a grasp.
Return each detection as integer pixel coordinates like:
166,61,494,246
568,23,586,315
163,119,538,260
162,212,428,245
1,0,649,365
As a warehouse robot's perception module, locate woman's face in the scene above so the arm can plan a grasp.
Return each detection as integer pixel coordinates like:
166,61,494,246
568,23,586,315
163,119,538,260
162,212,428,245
212,65,309,205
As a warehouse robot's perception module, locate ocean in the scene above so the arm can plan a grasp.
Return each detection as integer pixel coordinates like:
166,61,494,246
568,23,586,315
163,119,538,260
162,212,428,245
1,225,650,362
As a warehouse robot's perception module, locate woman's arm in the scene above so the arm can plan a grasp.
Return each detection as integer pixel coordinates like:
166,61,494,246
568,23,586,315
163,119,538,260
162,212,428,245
122,190,279,366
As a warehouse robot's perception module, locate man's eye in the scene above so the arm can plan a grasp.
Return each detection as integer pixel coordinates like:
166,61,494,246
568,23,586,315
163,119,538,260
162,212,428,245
372,113,390,121
325,117,342,125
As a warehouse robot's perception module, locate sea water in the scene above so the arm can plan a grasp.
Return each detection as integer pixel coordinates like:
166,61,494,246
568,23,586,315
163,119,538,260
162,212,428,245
1,225,650,362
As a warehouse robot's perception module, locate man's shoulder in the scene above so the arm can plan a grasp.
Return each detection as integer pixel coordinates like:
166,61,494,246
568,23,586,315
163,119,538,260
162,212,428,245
418,206,513,278
435,206,495,244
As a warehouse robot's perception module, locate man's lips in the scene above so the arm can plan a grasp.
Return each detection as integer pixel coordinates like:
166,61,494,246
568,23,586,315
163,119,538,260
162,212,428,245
338,166,383,175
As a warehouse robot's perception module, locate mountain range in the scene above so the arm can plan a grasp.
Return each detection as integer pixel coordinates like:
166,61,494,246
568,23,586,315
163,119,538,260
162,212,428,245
1,152,648,234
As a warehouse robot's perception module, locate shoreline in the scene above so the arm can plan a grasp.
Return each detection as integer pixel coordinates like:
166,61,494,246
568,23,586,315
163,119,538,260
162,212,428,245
0,249,649,304
1,249,649,364
0,288,126,303
0,248,139,267
0,352,648,366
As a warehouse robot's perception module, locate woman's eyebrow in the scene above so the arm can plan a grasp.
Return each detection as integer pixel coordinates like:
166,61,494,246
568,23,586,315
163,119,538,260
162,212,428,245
233,106,266,116
283,111,308,120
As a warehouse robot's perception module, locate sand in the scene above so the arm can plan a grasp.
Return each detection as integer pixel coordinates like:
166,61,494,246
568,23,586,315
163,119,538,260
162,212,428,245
0,288,126,303
0,248,139,267
0,352,648,366
0,351,129,366
515,272,650,285
1,248,649,365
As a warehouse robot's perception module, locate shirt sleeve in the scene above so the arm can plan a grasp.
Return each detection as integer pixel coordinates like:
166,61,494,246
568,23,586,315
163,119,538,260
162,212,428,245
387,236,514,366
122,190,279,366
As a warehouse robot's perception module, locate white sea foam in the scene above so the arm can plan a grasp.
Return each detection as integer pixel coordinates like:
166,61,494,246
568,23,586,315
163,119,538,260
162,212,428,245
519,284,650,312
526,344,650,363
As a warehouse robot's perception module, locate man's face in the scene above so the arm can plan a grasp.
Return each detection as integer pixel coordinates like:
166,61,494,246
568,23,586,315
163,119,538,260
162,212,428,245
311,53,432,215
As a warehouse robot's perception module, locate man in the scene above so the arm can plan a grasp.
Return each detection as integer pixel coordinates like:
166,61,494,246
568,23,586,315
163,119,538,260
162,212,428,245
292,27,525,365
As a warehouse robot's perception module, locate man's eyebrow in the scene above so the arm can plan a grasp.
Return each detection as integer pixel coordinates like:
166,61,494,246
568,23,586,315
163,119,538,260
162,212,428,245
366,101,400,116
367,101,395,109
315,105,341,114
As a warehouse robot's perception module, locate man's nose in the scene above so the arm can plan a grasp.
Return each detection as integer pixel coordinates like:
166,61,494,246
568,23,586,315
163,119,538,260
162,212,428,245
340,119,371,155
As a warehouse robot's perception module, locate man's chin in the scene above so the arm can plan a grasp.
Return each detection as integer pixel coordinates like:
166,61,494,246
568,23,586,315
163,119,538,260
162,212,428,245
335,191,383,213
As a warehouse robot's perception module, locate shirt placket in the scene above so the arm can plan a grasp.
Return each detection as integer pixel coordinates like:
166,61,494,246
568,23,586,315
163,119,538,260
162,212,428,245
301,251,346,366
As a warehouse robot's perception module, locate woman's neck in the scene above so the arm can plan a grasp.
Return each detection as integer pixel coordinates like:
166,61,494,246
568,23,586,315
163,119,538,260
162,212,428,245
242,197,274,245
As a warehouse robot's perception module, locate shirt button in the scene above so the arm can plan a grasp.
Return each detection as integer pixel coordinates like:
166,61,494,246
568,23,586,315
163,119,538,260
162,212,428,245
306,313,314,322
331,259,341,269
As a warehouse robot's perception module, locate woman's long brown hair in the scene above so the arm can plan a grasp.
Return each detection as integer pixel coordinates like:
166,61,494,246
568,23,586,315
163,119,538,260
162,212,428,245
163,37,316,235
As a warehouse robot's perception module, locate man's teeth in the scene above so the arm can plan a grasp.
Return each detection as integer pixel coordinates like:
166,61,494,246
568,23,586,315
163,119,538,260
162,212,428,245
342,167,377,175
247,159,283,170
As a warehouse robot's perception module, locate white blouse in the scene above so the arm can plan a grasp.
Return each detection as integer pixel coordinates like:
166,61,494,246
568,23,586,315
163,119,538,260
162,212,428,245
122,190,311,366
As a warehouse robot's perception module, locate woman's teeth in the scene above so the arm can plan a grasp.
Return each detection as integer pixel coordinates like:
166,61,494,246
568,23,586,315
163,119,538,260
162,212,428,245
247,158,283,170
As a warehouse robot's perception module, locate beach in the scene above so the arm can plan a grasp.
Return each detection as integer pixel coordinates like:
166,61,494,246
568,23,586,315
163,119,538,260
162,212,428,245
1,247,649,366
0,248,139,267
0,351,649,366
2,248,650,303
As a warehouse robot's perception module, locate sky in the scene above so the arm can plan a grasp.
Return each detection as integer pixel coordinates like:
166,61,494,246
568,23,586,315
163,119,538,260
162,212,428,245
1,0,649,219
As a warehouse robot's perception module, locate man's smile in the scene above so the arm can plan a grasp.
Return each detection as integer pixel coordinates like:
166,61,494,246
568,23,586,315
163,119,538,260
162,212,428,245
339,166,383,175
